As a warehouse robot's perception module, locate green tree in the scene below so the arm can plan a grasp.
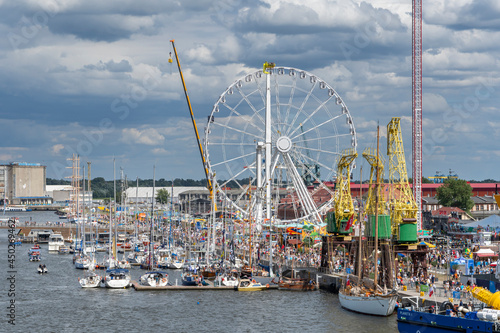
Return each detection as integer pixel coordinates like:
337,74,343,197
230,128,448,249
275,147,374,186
156,188,170,204
422,177,433,184
436,179,474,212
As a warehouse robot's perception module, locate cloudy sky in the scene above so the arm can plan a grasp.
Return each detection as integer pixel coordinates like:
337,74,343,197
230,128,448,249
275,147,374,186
0,0,499,182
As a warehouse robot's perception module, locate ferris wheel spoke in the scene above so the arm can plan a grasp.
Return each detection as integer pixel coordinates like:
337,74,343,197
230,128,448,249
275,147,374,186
290,113,343,142
285,80,318,137
212,121,264,142
292,149,337,175
288,149,334,194
297,133,352,144
218,161,256,189
209,142,256,146
273,78,284,135
235,86,267,129
282,152,322,224
253,73,267,112
287,94,335,138
221,101,265,135
293,145,341,156
283,75,297,130
210,151,256,168
234,180,255,207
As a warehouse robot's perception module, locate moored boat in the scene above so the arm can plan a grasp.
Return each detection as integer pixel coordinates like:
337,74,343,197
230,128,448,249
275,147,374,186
181,271,204,286
74,254,94,269
79,271,102,288
140,271,169,287
397,296,497,333
237,278,269,291
58,245,70,254
48,233,65,251
104,268,131,289
278,277,318,291
339,289,398,316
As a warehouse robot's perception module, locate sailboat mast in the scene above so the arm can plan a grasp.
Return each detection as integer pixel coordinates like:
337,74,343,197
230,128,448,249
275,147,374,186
170,179,173,251
357,166,363,279
113,159,117,260
373,125,381,290
82,164,86,253
135,177,138,239
150,165,156,270
248,178,253,269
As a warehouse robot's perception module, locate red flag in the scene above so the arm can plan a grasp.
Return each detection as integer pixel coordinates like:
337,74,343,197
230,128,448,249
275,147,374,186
345,214,354,231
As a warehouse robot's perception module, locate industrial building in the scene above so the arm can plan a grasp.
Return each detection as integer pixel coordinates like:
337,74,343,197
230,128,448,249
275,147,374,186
0,162,51,205
45,185,92,205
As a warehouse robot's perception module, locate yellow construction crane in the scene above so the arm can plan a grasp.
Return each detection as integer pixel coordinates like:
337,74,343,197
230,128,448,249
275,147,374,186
387,117,417,242
170,39,215,206
325,148,357,234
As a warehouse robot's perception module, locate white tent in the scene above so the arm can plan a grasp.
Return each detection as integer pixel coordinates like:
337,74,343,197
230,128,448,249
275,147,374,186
464,215,500,229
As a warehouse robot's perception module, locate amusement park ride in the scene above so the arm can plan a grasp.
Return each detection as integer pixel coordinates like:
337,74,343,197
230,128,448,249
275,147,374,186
170,37,425,277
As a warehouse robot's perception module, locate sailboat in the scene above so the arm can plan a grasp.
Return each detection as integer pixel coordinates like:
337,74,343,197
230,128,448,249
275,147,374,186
338,125,398,316
75,165,95,270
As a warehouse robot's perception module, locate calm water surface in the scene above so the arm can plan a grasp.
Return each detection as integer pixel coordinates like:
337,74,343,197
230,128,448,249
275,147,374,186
1,212,398,332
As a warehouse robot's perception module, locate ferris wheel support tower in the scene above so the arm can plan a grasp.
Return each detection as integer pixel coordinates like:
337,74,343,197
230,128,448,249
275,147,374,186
412,0,423,231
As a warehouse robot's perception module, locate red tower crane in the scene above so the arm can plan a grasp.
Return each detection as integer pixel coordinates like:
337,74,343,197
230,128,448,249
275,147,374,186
412,0,423,231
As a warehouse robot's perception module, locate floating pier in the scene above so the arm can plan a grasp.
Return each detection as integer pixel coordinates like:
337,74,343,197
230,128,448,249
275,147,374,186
131,281,279,291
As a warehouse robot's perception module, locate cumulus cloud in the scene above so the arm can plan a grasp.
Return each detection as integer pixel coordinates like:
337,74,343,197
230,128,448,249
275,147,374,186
84,59,133,72
0,0,498,180
121,128,165,145
51,144,64,155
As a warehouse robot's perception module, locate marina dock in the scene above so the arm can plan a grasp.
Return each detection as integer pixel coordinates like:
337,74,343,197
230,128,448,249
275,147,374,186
131,281,279,291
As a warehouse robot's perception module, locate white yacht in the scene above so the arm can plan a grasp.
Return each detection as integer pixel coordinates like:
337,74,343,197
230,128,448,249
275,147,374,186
139,271,169,287
74,255,94,270
104,269,131,288
79,270,102,288
338,289,398,316
48,233,65,251
167,259,184,269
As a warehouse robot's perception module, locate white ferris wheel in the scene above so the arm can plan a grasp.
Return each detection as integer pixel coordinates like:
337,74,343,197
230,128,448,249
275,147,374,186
204,65,357,225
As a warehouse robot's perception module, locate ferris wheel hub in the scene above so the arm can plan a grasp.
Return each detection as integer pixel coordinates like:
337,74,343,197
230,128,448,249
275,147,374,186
276,136,292,153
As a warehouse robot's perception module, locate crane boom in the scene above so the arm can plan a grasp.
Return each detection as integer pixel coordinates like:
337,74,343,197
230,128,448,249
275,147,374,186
170,39,214,200
387,117,417,242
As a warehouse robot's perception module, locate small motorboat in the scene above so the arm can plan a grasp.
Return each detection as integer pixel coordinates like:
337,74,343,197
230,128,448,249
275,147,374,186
237,279,269,291
29,247,41,261
37,264,48,274
140,271,169,287
278,277,318,291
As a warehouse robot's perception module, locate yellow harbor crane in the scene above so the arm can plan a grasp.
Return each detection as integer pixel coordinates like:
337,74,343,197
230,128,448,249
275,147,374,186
386,117,418,243
362,147,386,216
362,145,391,239
325,148,357,235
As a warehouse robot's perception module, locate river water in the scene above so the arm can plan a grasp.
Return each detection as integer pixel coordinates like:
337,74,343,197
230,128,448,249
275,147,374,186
1,212,398,332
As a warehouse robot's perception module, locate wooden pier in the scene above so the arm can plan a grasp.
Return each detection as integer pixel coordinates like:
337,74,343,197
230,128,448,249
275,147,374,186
131,281,279,291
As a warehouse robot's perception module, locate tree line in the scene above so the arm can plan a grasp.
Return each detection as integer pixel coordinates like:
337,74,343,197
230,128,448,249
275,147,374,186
47,176,495,211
